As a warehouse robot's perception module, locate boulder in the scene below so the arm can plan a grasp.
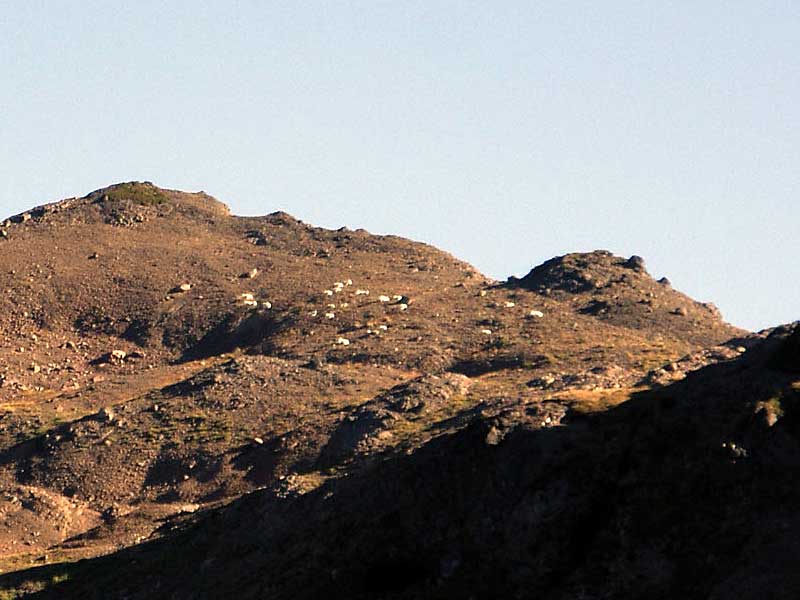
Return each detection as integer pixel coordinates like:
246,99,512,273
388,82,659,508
624,255,646,272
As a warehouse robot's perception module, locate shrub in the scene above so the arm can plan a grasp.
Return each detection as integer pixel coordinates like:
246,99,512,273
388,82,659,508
103,182,168,206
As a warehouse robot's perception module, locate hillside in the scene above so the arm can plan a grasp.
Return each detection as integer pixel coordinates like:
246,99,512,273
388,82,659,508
0,183,792,599
15,325,798,600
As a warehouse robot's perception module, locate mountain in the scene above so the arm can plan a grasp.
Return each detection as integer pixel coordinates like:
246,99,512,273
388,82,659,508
0,183,794,599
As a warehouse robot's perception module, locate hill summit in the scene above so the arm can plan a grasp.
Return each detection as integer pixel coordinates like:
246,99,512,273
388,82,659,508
508,250,723,344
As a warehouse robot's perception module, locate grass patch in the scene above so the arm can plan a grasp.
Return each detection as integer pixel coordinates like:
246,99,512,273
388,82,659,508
554,387,640,415
0,570,71,599
103,182,168,206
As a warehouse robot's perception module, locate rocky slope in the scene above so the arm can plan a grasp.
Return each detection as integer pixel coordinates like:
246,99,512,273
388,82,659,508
0,182,789,599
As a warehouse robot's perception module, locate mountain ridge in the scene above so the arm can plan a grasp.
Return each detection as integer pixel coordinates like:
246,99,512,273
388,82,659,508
1,183,792,599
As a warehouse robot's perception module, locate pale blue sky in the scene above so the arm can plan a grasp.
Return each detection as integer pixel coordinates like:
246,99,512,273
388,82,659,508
1,2,798,331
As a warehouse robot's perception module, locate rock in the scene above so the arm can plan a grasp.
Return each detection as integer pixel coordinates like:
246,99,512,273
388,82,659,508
527,375,556,389
99,407,115,423
528,310,544,318
178,283,192,292
658,277,671,286
306,356,326,370
624,255,646,272
247,232,267,246
722,441,748,460
92,349,127,365
672,307,688,316
253,437,264,445
242,269,259,279
101,505,120,524
485,426,504,446
755,401,782,427
0,229,7,239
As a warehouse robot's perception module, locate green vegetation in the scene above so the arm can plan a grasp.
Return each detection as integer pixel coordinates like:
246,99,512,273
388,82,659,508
104,182,168,206
0,571,70,599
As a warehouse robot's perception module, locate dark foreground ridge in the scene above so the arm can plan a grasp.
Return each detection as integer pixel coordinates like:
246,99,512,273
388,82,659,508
0,183,796,599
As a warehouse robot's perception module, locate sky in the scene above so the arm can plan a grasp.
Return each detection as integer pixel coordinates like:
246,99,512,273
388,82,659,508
1,2,798,332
